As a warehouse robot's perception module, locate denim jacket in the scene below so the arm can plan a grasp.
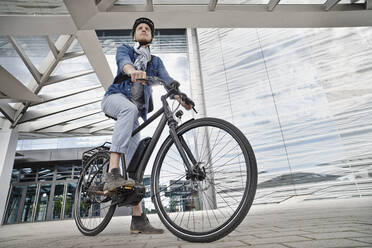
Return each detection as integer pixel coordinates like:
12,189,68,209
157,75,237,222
105,44,173,120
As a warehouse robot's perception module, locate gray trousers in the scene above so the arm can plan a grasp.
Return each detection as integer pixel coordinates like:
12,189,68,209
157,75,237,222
101,93,140,166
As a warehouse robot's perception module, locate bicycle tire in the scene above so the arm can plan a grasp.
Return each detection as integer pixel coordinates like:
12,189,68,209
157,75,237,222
74,151,116,236
151,118,257,242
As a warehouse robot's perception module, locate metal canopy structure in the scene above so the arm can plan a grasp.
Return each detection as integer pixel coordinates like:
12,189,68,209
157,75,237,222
0,0,372,139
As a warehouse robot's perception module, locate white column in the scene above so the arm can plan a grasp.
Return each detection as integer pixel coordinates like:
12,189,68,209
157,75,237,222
187,28,217,210
0,120,19,225
187,28,207,118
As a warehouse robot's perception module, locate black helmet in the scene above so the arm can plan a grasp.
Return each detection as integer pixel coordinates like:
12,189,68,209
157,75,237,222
132,17,155,39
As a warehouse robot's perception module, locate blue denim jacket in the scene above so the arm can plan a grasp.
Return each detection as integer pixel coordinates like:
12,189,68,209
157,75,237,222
105,44,173,120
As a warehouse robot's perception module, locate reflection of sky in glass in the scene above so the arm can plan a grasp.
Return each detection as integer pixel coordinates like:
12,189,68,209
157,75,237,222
197,27,372,202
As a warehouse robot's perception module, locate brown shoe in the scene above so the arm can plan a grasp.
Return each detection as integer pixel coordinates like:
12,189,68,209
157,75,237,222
130,214,164,234
103,168,135,195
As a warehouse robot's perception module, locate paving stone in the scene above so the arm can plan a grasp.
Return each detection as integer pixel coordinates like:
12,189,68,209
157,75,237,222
238,235,313,245
303,231,371,240
180,240,246,248
348,236,372,244
283,238,370,248
0,197,371,248
250,230,311,238
244,244,289,248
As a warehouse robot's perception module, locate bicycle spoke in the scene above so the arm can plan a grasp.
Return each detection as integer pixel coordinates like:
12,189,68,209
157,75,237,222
154,119,256,241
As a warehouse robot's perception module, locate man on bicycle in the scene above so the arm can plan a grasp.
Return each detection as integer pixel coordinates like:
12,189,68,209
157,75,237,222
100,17,191,234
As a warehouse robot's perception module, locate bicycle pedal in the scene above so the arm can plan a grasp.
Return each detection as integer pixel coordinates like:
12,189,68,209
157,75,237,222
103,190,114,196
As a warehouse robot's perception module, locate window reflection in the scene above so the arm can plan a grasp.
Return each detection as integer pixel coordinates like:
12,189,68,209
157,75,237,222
4,186,24,224
52,184,65,220
64,183,76,219
197,27,372,202
22,184,37,222
56,165,72,180
19,168,37,182
35,184,51,221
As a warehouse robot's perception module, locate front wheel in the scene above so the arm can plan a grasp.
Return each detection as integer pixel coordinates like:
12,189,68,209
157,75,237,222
151,118,257,242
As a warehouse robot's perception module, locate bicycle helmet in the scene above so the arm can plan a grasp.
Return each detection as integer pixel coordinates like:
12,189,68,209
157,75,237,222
132,17,155,40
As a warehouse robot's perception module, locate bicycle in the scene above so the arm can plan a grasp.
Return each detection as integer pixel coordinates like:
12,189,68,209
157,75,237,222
74,76,257,243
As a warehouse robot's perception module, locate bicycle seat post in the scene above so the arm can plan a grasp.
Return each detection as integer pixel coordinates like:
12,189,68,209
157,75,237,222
120,153,128,180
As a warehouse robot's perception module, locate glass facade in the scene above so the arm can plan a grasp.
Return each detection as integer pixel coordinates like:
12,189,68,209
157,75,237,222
4,161,81,224
196,27,372,203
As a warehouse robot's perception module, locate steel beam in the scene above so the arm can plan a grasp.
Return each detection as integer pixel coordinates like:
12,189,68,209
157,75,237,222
89,120,115,133
7,36,42,83
30,85,102,107
11,35,77,127
0,16,76,36
64,0,98,29
60,51,85,61
0,4,371,34
18,98,101,123
76,30,114,90
44,70,95,86
325,0,342,11
0,66,42,103
45,36,59,59
268,0,281,12
208,0,218,11
109,4,153,12
97,0,117,12
146,0,154,12
0,103,16,123
63,116,108,132
85,4,372,29
18,109,102,132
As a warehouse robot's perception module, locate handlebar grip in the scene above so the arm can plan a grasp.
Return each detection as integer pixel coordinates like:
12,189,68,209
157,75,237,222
179,93,195,108
170,80,180,90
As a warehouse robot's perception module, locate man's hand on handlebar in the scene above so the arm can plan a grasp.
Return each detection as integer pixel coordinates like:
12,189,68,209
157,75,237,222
136,76,197,112
174,95,193,111
129,69,147,85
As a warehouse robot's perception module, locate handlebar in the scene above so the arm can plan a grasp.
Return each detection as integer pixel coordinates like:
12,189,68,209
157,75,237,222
138,76,197,113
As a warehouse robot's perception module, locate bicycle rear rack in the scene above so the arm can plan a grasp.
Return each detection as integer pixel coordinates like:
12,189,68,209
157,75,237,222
82,142,111,166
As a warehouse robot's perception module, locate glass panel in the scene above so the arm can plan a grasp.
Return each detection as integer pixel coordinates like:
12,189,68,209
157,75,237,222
114,0,146,4
0,0,69,15
21,184,37,222
0,35,34,87
197,27,372,202
64,183,76,219
19,167,37,182
197,28,296,204
218,0,270,4
73,166,82,179
11,169,19,183
38,167,54,181
56,165,72,180
153,0,209,4
13,36,50,69
280,0,325,3
52,184,65,220
96,30,187,55
4,186,24,224
35,184,51,221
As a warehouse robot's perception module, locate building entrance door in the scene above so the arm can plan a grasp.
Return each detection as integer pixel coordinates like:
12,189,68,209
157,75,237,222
21,184,37,222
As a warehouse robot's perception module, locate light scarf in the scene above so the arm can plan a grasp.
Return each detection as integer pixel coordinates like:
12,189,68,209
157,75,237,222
133,42,151,71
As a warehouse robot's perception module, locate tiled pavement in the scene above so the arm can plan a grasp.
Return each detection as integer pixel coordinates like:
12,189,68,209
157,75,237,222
0,196,371,248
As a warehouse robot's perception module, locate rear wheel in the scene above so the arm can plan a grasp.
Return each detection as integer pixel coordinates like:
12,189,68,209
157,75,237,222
74,151,116,236
151,118,257,242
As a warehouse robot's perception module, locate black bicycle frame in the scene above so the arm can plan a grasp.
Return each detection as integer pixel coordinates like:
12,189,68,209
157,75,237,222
131,96,195,183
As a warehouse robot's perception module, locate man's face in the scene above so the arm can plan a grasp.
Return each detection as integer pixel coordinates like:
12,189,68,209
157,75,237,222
134,23,152,43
